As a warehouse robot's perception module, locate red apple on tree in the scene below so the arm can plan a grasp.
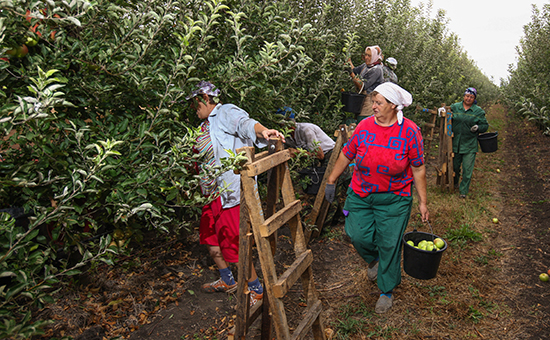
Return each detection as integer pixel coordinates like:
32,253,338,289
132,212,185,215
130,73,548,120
16,45,29,58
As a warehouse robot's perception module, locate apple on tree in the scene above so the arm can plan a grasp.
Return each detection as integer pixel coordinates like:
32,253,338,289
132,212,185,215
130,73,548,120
17,45,28,58
5,45,28,58
25,36,39,46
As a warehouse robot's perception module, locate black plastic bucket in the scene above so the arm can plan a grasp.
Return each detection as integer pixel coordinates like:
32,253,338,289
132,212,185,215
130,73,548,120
402,231,447,280
298,167,325,195
477,132,498,153
341,92,366,114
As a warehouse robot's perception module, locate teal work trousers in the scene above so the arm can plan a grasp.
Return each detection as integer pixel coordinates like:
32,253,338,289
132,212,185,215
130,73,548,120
343,187,413,293
453,152,477,195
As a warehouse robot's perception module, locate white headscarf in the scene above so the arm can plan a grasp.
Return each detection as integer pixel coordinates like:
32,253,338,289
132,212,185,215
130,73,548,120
373,82,413,125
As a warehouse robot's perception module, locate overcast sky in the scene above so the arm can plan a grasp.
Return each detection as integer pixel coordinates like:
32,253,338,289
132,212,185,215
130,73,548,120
412,0,549,84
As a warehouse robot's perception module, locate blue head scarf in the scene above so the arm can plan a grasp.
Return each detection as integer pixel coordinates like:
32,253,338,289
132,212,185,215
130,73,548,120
464,87,477,104
276,106,295,119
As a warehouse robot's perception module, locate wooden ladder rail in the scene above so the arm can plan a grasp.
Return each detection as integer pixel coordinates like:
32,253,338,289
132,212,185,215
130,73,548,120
232,145,271,339
435,107,455,193
304,124,353,242
233,138,325,340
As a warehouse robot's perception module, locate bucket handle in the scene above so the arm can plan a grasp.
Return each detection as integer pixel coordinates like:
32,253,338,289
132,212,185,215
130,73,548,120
414,214,436,242
482,123,497,133
310,168,321,185
426,220,435,242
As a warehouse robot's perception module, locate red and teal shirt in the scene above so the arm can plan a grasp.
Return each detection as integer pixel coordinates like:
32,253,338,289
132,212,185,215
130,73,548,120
193,120,218,197
342,116,424,197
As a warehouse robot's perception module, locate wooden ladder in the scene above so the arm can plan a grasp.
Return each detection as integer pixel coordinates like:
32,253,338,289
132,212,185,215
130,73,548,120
435,107,455,192
304,124,354,241
231,139,325,340
421,107,438,152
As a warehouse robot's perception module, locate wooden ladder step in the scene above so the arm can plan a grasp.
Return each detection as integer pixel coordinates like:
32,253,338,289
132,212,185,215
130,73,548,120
273,250,313,298
244,149,291,177
290,299,323,340
424,123,436,128
259,200,302,237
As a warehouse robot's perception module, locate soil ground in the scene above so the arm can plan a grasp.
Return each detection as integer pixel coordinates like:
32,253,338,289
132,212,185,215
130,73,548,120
34,104,550,340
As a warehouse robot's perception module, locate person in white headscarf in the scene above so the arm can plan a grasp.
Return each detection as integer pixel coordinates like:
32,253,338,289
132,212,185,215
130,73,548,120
324,82,429,314
382,57,398,84
346,45,385,121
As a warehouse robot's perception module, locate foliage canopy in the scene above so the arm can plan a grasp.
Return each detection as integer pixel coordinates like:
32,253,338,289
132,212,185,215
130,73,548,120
503,3,550,135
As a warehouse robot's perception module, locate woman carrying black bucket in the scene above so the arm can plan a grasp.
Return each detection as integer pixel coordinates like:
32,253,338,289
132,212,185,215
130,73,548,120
451,87,488,198
324,82,429,314
346,45,385,122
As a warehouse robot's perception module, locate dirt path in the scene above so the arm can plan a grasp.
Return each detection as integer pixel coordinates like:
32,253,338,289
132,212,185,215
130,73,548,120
39,104,550,340
494,107,550,339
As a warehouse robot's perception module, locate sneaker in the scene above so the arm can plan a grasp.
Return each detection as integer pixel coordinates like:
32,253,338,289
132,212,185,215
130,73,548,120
249,290,263,307
367,259,379,281
201,278,237,293
459,194,466,199
375,294,393,314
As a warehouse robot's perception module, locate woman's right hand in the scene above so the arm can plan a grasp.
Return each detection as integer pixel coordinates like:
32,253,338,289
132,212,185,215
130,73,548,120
347,57,354,69
325,183,336,203
419,203,429,222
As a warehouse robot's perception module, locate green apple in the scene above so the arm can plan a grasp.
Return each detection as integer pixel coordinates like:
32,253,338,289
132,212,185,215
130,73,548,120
492,218,499,224
406,240,414,247
425,243,434,251
433,238,445,249
418,240,427,249
540,273,549,282
25,36,39,46
496,169,500,173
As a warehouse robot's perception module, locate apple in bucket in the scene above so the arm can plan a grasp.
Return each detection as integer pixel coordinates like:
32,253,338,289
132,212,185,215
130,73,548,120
433,238,445,249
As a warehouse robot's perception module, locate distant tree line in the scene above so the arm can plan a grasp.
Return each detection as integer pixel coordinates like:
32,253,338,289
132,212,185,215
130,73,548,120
503,3,550,135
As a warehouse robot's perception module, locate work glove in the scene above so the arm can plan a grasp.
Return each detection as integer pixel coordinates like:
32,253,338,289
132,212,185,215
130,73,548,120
325,183,336,203
470,125,479,132
344,66,352,74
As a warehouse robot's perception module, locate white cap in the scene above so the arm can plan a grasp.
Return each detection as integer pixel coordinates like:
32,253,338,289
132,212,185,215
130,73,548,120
387,57,397,66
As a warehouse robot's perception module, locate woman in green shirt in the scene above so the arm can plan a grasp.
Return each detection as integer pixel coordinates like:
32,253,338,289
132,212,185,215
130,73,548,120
450,87,489,198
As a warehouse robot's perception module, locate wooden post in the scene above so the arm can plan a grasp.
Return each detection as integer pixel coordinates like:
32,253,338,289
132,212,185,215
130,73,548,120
435,107,454,193
234,147,256,339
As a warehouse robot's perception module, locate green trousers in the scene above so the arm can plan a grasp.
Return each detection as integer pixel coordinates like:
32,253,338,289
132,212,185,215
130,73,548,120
453,152,477,195
343,187,413,293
